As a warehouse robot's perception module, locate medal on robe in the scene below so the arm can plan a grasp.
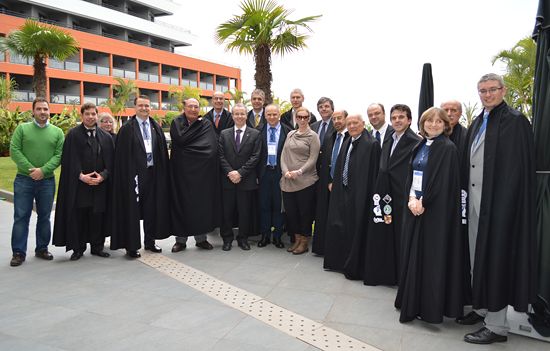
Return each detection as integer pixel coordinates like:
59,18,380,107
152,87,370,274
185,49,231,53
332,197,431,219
384,215,392,224
383,205,392,215
383,194,392,204
373,205,382,216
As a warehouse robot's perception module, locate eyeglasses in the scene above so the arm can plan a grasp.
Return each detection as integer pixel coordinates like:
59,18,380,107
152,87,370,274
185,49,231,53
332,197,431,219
478,87,503,95
296,115,309,120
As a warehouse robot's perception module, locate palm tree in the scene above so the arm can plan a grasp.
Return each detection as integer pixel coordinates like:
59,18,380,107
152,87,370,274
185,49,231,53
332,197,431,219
215,0,321,104
104,78,138,128
0,19,79,99
0,75,17,109
168,85,208,113
462,101,479,128
492,36,536,119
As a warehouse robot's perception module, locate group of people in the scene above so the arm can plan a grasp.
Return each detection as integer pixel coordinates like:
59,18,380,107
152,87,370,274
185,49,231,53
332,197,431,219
8,73,536,345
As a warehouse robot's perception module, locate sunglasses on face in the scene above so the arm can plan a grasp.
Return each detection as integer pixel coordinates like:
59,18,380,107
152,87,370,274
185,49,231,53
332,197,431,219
296,115,309,120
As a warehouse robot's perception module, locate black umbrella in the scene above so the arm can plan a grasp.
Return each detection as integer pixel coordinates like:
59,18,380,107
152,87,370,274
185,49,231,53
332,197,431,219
530,0,550,337
418,63,434,119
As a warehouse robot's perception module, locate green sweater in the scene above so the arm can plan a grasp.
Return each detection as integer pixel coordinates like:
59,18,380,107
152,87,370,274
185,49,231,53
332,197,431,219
10,121,64,178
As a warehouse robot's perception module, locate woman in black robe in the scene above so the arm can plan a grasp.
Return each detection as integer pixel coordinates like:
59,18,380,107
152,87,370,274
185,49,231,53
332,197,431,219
394,107,470,323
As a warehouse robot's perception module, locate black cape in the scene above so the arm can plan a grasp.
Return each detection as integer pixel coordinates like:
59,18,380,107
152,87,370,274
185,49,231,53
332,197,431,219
170,115,221,235
464,101,536,312
323,130,380,275
312,129,349,255
449,123,467,164
395,135,471,323
53,124,114,250
110,116,172,250
363,128,420,286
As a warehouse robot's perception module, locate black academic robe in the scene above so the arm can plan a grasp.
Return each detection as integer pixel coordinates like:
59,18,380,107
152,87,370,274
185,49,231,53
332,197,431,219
170,115,221,236
53,124,114,251
463,101,536,312
110,116,172,251
363,128,421,286
323,130,380,274
449,123,467,164
312,129,349,255
395,135,470,323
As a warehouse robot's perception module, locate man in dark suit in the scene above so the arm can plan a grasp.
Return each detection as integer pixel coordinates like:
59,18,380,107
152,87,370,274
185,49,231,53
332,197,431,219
280,88,317,129
311,97,335,148
367,103,393,147
246,89,266,129
219,103,262,251
257,104,290,248
203,91,233,135
110,95,171,258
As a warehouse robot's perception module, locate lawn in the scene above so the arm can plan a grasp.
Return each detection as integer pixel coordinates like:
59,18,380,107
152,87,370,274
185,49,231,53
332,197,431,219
0,157,60,194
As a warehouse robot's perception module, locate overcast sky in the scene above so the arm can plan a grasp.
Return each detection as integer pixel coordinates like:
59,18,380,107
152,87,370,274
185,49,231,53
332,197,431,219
165,0,538,126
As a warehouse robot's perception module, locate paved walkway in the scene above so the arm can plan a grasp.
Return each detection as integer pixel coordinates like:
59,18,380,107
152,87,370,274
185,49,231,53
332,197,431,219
0,199,546,350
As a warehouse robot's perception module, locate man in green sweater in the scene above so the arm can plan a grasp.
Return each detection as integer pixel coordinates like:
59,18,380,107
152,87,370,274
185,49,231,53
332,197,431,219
9,97,64,267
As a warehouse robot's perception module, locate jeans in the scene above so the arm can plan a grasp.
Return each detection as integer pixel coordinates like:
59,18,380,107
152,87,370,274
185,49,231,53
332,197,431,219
11,174,55,256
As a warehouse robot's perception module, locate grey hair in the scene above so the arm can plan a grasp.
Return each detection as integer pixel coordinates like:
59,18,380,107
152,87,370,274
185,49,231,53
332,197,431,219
232,102,247,113
478,73,504,87
290,88,304,97
251,89,266,99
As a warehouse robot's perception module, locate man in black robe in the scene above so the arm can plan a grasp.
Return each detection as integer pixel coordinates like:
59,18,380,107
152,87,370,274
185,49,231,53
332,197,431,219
441,100,467,163
367,103,393,147
170,98,218,252
203,91,233,136
323,114,380,277
459,74,536,344
53,102,113,260
364,104,421,285
110,95,171,258
312,110,348,255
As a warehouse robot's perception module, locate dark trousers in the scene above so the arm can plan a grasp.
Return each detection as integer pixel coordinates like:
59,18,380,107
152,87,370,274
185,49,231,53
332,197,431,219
282,184,316,236
221,188,254,242
76,207,104,252
259,168,284,239
138,168,157,246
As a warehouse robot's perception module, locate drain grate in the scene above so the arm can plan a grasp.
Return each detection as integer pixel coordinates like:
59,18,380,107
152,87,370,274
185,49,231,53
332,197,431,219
139,252,380,351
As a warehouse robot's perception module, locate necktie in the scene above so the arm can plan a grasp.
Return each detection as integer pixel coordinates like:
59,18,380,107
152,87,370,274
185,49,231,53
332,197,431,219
330,133,342,179
375,130,381,144
268,127,276,166
235,129,242,151
319,122,327,146
255,113,260,127
215,113,220,128
342,141,353,186
142,121,153,167
474,111,489,146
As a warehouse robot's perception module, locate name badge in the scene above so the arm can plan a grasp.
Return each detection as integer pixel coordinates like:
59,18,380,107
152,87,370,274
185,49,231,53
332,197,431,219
412,170,423,192
267,143,277,156
144,139,153,153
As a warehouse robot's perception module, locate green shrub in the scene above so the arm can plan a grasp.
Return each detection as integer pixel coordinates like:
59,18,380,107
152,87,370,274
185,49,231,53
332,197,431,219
0,108,32,156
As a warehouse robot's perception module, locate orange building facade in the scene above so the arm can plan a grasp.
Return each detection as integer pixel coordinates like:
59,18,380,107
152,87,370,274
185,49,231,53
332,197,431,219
0,8,240,116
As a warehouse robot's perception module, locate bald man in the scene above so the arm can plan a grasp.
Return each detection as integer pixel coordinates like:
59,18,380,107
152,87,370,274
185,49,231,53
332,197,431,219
441,100,467,162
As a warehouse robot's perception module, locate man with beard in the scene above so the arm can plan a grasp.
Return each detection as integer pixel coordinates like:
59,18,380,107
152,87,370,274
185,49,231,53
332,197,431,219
367,103,393,147
459,74,536,345
53,102,114,260
170,98,218,252
203,91,233,135
312,110,348,256
441,100,467,162
110,95,171,258
363,104,421,285
323,114,380,278
280,89,317,129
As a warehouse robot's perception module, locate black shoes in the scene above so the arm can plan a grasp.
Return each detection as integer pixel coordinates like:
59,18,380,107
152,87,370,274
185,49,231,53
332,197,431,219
70,251,84,261
127,250,141,258
195,240,213,250
464,327,507,344
91,250,110,258
144,244,162,253
222,242,232,251
35,250,54,260
171,242,187,253
237,240,250,251
273,237,285,249
456,311,484,325
10,253,25,267
258,234,270,247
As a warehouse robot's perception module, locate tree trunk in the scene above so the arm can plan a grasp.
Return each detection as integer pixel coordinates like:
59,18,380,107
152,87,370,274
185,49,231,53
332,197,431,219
254,44,273,104
33,54,47,99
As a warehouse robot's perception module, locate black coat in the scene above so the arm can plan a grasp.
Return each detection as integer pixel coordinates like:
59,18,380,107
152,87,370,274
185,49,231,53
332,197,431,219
203,108,234,135
170,115,221,236
53,124,114,250
280,109,317,130
246,109,266,130
395,135,470,323
449,123,467,164
364,128,421,286
463,101,536,312
218,127,262,191
323,130,380,274
110,116,172,250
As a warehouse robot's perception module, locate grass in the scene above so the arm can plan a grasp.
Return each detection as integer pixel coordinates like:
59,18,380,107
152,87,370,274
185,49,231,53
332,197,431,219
0,157,60,195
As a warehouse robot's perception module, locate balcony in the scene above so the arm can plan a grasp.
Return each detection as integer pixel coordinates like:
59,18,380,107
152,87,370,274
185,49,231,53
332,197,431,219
9,52,32,65
12,90,36,102
161,76,179,85
113,68,136,79
138,72,159,83
0,51,5,62
49,59,80,72
161,102,179,111
51,94,81,105
83,95,109,106
83,63,110,75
